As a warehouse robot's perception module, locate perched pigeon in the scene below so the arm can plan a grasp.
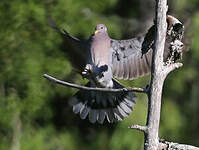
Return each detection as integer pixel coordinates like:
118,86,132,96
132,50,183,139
49,16,184,123
50,15,185,81
56,24,136,124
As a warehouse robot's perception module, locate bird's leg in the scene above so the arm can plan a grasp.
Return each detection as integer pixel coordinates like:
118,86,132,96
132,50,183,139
82,64,100,85
82,64,93,78
82,65,104,87
96,65,108,78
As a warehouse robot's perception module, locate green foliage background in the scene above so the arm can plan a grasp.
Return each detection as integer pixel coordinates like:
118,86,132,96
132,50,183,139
0,0,199,149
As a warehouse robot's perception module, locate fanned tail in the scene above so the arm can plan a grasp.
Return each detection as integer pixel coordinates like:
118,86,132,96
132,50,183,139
69,80,136,124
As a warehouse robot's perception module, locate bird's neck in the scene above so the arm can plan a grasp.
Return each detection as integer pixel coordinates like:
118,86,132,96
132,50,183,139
92,32,109,40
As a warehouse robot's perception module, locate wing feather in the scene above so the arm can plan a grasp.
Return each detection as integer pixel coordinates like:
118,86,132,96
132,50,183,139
111,37,153,80
49,20,87,71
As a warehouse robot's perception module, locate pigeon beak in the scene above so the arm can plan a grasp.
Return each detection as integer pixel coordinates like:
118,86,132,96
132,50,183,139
94,30,99,35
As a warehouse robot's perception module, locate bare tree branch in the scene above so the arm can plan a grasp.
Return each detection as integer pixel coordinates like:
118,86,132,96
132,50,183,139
43,74,146,93
139,1,199,150
164,63,183,75
159,140,199,150
128,125,148,133
143,0,168,149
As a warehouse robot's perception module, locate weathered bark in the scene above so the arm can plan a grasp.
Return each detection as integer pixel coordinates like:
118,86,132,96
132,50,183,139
144,0,168,149
159,140,199,150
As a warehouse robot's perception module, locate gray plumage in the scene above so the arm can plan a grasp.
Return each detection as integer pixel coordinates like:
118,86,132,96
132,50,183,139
113,108,123,121
50,15,184,81
98,110,106,124
69,75,136,124
111,38,153,80
119,101,132,114
117,105,129,117
106,109,115,123
73,102,83,114
80,105,90,119
50,16,184,124
89,109,98,123
70,24,136,123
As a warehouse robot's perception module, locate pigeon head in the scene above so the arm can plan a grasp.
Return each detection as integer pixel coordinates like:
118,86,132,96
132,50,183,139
94,24,107,35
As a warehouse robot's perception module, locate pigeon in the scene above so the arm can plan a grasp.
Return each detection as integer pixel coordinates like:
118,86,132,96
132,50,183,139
49,16,184,123
69,24,136,124
50,15,185,81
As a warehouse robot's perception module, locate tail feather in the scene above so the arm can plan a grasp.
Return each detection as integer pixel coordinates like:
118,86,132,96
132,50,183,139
124,98,134,107
89,109,98,123
117,105,129,117
113,108,124,121
106,109,115,123
80,105,90,119
73,102,83,114
97,110,106,124
69,81,136,124
119,101,132,114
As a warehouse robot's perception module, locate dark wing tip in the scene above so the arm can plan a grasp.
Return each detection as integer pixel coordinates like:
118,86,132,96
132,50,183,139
141,25,155,56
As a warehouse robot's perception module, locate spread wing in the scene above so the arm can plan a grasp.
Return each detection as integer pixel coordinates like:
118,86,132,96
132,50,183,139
50,15,184,80
110,15,185,80
50,24,156,80
111,37,153,80
49,20,87,71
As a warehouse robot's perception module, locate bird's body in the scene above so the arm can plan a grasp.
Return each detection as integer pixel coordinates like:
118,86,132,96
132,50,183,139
85,24,113,88
50,16,184,124
70,24,136,124
90,31,111,66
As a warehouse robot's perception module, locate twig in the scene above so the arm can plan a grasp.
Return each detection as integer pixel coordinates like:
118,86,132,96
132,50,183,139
164,63,183,75
43,74,146,93
128,125,148,133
